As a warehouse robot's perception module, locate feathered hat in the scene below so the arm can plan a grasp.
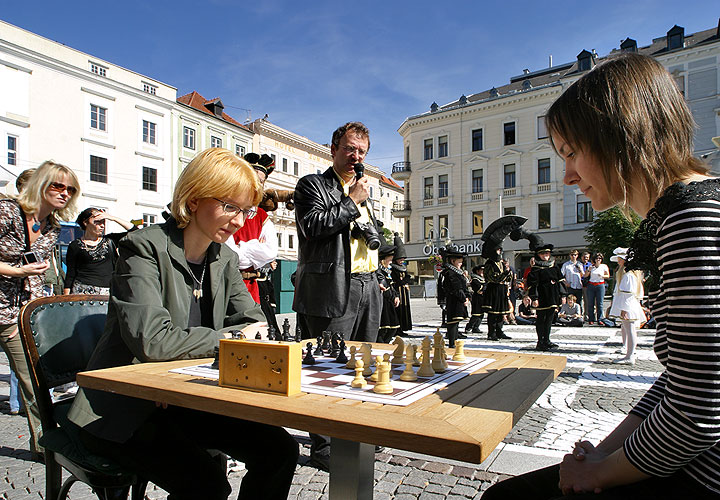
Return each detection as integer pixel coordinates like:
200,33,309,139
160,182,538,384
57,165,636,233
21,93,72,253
243,152,275,177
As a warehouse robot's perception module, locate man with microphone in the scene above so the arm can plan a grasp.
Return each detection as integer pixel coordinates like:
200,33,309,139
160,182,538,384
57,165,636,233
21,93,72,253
294,121,382,344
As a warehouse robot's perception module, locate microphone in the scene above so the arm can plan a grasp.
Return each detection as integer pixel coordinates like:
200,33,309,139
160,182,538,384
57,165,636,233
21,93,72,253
353,163,366,206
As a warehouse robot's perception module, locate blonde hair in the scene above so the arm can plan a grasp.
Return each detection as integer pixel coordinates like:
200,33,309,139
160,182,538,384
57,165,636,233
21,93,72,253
171,148,262,228
546,52,707,215
16,161,80,226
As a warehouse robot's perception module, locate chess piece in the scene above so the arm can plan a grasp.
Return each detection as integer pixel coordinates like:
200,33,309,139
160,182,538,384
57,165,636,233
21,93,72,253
410,344,420,366
295,322,302,342
417,337,435,378
211,346,220,369
336,339,348,364
346,345,358,369
321,331,332,352
351,359,367,388
267,325,278,341
255,331,262,340
361,343,373,377
391,336,405,365
452,340,466,362
432,330,447,373
400,344,417,381
373,355,393,394
282,318,291,341
314,336,324,356
369,355,382,382
330,333,340,358
303,342,316,365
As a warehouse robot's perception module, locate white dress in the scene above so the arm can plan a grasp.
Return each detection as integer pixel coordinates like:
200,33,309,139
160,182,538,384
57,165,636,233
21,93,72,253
609,270,645,326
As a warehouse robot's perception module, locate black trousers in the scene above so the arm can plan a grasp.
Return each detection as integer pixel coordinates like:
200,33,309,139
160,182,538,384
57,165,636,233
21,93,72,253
536,309,555,344
80,406,299,500
466,314,483,332
482,463,717,500
487,314,504,339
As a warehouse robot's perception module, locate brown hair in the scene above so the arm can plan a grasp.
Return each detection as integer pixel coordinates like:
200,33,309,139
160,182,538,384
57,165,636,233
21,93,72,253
331,122,370,150
546,52,707,215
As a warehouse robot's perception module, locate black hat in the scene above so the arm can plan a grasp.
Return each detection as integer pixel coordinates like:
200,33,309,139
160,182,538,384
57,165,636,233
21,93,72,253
393,232,407,260
510,227,554,255
439,244,466,261
243,152,275,177
481,215,528,259
378,244,397,258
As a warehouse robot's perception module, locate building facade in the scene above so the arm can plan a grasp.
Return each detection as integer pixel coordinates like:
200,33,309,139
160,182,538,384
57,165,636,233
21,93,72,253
394,21,720,286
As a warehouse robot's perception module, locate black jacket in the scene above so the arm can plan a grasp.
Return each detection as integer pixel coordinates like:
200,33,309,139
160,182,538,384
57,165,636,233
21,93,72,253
293,167,361,317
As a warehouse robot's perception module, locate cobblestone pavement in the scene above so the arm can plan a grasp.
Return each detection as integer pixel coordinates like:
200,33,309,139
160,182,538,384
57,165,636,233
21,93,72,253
1,298,662,499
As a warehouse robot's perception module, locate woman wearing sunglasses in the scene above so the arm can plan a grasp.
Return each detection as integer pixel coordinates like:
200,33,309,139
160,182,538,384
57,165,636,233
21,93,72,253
584,252,609,325
0,160,80,458
68,148,298,499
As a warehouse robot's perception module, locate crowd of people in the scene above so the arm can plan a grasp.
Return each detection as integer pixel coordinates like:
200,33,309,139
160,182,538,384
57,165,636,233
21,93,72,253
2,52,720,498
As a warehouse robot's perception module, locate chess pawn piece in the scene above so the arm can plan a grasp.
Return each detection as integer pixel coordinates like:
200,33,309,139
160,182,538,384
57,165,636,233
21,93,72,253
314,336,324,356
351,359,367,388
391,336,405,365
362,344,373,377
255,331,262,340
373,356,393,394
336,340,348,364
452,340,466,362
211,346,220,369
411,344,420,367
346,345,358,369
303,343,316,365
400,344,417,381
417,337,435,378
369,355,382,382
282,318,291,341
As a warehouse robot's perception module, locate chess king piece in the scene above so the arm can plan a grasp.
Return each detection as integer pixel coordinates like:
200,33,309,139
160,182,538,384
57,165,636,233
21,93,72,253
417,336,435,378
452,340,467,362
346,345,358,369
400,344,418,381
303,342,316,365
351,359,367,388
361,343,373,377
373,356,393,394
282,318,291,340
391,336,405,365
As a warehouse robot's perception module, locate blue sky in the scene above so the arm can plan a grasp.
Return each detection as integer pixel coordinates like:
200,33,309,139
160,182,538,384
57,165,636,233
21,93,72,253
2,1,718,176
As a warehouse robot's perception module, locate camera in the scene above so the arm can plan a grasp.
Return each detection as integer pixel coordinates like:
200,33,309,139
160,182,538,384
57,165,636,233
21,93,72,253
351,221,382,250
21,251,39,265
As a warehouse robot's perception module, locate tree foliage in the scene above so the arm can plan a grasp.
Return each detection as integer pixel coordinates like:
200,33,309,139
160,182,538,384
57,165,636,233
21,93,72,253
584,206,641,262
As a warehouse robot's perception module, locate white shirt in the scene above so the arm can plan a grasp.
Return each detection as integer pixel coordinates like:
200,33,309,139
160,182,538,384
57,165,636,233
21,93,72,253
225,217,278,269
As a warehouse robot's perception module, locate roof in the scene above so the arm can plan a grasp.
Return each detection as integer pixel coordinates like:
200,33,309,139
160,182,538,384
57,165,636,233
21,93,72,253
177,91,248,130
379,174,402,190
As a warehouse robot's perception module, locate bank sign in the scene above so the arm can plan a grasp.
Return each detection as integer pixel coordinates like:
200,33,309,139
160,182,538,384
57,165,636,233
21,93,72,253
422,240,484,256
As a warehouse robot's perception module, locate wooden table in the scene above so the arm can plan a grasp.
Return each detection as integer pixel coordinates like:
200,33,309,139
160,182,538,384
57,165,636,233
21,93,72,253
77,348,565,499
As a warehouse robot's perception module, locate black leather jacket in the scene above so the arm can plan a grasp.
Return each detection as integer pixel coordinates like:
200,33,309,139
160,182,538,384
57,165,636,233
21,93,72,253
293,167,361,317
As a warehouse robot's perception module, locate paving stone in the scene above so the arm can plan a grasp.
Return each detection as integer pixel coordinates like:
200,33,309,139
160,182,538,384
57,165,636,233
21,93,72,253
451,465,477,479
451,483,479,497
422,461,453,474
394,495,421,500
397,484,424,495
429,471,458,486
375,480,399,493
424,483,451,495
403,472,431,488
389,455,412,466
418,492,447,500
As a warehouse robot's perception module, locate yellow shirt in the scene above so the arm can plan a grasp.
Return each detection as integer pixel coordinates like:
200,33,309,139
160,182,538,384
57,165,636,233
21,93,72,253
334,170,379,274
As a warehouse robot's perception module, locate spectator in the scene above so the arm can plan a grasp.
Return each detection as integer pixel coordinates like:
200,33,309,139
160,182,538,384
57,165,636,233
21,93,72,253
561,249,584,314
0,160,80,458
557,294,583,327
609,247,645,365
515,295,537,325
580,251,591,319
63,208,135,295
67,147,298,499
584,252,609,324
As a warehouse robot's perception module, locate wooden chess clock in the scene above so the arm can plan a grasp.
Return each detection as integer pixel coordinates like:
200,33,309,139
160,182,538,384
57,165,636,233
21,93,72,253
218,339,302,396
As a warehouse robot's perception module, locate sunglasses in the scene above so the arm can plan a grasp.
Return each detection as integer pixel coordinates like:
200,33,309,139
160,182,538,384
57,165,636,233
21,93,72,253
48,182,77,196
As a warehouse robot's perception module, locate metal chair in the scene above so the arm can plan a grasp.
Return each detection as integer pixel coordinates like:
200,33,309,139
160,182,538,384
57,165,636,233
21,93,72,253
18,294,147,500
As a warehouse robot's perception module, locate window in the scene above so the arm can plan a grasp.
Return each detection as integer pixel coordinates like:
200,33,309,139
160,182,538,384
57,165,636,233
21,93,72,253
503,122,516,146
538,158,551,185
89,62,106,77
577,201,593,223
423,217,434,239
438,174,448,198
183,127,195,150
381,206,386,218
424,139,433,160
142,167,157,191
277,233,282,248
293,161,299,176
674,74,685,96
142,120,156,145
504,164,516,189
270,154,276,165
472,211,483,235
538,203,551,229
537,116,548,140
282,158,288,172
7,135,17,166
143,83,157,95
471,129,483,151
438,135,448,158
143,214,156,227
504,207,516,216
423,177,434,200
288,234,294,249
90,105,107,131
438,215,448,233
471,169,483,193
90,155,108,183
235,144,246,157
211,136,222,148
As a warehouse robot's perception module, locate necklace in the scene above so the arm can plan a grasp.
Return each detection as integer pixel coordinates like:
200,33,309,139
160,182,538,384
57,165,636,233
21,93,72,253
188,256,207,301
31,216,42,233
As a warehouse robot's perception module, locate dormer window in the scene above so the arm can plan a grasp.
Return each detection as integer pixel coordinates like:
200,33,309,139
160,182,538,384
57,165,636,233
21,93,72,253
205,99,225,118
577,50,594,72
620,38,637,52
522,80,532,90
89,62,107,77
489,87,499,97
143,82,157,95
667,25,684,51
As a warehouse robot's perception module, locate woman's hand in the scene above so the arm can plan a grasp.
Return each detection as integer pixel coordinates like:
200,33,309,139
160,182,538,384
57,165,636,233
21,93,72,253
559,441,609,495
240,321,268,339
17,261,50,277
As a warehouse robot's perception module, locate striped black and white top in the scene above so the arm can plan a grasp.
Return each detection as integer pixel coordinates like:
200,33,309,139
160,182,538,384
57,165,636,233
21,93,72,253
625,181,720,494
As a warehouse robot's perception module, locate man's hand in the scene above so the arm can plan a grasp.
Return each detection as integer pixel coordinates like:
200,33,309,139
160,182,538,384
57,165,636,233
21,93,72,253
348,176,371,205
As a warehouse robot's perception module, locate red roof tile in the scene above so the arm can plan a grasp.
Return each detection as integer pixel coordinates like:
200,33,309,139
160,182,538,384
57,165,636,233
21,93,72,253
380,175,402,189
177,91,248,130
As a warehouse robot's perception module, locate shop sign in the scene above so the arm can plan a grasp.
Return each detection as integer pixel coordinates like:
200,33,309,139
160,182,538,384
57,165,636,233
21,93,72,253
422,240,484,256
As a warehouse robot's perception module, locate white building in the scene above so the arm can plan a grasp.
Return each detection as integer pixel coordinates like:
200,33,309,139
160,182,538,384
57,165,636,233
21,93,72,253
394,21,720,285
0,20,175,225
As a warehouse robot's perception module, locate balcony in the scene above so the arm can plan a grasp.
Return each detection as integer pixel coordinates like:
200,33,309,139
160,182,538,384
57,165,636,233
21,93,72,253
391,161,411,181
391,200,412,218
503,187,518,197
470,191,484,201
423,198,434,208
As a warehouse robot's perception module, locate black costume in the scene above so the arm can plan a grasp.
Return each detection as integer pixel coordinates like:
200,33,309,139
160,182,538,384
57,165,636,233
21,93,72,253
483,258,513,341
256,266,280,335
439,245,470,348
376,258,400,343
525,239,566,351
391,232,412,332
465,270,485,334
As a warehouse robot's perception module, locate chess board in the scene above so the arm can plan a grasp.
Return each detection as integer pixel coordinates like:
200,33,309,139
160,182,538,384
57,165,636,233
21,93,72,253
172,348,493,406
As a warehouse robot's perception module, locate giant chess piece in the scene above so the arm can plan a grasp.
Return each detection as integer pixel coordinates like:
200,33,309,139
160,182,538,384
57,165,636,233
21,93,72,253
314,336,324,356
336,339,348,364
267,325,278,341
452,340,466,362
373,354,393,394
400,344,418,381
346,345,358,369
351,359,367,388
432,329,447,373
361,343,373,377
321,331,332,352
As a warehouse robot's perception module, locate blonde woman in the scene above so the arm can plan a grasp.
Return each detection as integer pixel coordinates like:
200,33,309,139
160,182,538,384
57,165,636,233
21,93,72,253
609,247,645,365
0,161,80,458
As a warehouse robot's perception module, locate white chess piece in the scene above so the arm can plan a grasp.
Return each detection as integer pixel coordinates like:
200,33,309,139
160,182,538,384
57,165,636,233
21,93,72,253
346,345,358,369
417,337,435,378
373,356,393,394
452,340,466,362
362,343,373,377
351,359,367,388
391,336,405,365
400,344,418,381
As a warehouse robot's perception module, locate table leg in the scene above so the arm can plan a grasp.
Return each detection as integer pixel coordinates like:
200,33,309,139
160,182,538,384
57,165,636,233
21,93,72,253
328,438,374,500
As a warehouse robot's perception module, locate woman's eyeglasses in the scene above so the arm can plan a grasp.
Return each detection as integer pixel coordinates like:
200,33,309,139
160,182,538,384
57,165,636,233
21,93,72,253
48,182,77,196
213,198,257,220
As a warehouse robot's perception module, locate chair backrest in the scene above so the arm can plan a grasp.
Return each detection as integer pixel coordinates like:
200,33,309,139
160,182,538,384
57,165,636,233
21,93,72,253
18,295,109,429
